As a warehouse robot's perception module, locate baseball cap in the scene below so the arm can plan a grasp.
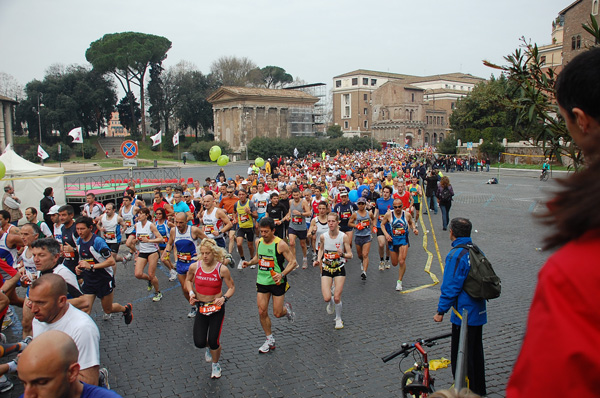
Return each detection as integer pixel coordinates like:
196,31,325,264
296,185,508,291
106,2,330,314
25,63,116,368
48,205,61,215
340,190,348,196
357,197,367,204
183,191,191,197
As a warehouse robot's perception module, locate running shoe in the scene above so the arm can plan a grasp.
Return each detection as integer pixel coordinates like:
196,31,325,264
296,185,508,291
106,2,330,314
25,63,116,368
385,260,391,269
378,261,385,271
124,252,133,261
188,306,197,318
361,271,367,280
224,253,234,268
123,303,133,325
152,292,163,302
1,317,12,331
169,269,177,282
237,260,244,270
20,335,33,348
103,313,112,321
250,264,256,269
121,256,128,266
99,367,110,389
205,348,212,363
326,300,334,315
284,302,295,323
302,257,308,269
147,280,153,291
211,362,222,379
396,280,403,291
258,339,276,354
335,318,344,330
0,376,12,393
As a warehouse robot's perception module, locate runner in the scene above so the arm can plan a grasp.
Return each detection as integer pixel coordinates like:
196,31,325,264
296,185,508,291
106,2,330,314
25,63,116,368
380,198,419,291
307,201,329,255
218,186,239,255
81,193,104,220
375,186,394,270
242,217,296,354
58,205,79,275
234,189,258,269
333,189,358,249
24,207,53,238
287,188,311,269
186,238,235,379
313,212,352,329
120,196,139,262
96,203,128,268
348,197,376,280
200,193,232,250
407,176,423,224
164,213,207,317
251,182,270,225
48,205,62,243
154,208,177,282
266,192,288,240
132,208,164,302
73,216,133,323
16,223,41,338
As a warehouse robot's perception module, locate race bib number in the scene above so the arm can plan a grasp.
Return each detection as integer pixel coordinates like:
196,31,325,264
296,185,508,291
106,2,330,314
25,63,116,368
393,227,406,236
259,257,275,271
63,251,75,258
163,235,169,243
258,200,267,209
291,216,303,224
239,213,250,223
323,251,341,268
340,211,351,219
378,215,385,222
137,234,149,240
204,224,216,235
198,302,222,316
104,231,116,240
228,213,235,222
125,220,132,227
177,252,192,262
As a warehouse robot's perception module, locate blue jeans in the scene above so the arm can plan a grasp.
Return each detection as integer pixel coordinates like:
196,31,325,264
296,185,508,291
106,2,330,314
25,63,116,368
428,196,438,214
440,202,451,230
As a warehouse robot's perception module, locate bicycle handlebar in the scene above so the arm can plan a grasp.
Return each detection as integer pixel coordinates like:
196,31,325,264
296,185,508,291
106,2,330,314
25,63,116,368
381,333,452,363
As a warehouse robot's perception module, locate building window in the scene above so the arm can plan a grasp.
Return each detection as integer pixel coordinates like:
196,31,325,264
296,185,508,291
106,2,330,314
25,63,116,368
364,94,368,101
594,0,599,15
343,94,350,105
411,93,415,102
344,106,350,118
344,121,349,129
451,102,455,110
540,56,546,65
445,84,450,88
371,79,377,86
364,108,368,115
352,78,358,85
409,110,413,121
363,78,368,85
572,36,576,50
577,35,581,49
335,80,341,88
364,120,368,129
441,116,444,125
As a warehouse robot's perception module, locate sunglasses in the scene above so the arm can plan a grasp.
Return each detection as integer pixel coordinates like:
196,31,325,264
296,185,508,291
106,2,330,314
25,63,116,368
357,202,366,205
393,206,403,209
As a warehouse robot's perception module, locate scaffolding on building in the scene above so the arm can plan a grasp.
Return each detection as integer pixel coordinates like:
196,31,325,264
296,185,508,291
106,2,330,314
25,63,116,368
285,83,326,135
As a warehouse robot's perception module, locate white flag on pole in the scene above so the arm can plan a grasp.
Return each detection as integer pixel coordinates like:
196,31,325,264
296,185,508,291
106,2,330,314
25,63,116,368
68,127,83,143
172,131,180,147
151,131,162,147
37,145,49,160
294,147,299,158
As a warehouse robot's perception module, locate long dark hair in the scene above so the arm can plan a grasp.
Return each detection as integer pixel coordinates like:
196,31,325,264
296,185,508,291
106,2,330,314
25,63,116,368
539,159,600,250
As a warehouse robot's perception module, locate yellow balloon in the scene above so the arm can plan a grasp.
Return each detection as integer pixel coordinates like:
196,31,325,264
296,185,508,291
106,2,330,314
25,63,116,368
0,161,5,179
255,157,264,167
209,146,221,161
217,155,229,166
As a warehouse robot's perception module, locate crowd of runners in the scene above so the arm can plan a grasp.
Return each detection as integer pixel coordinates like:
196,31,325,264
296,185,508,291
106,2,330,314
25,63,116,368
0,146,459,389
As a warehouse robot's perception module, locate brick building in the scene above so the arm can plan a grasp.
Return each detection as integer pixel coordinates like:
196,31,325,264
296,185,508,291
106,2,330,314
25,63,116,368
107,112,128,137
207,86,318,156
0,95,17,151
332,70,484,147
560,0,599,64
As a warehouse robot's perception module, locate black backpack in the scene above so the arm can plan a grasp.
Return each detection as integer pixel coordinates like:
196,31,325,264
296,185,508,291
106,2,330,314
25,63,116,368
455,244,501,300
439,187,452,202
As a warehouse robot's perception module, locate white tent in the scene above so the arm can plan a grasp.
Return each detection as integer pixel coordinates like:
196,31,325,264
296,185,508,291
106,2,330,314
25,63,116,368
0,149,66,224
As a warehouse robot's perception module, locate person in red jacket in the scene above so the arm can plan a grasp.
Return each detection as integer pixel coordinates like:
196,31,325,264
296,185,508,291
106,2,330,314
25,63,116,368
506,48,600,397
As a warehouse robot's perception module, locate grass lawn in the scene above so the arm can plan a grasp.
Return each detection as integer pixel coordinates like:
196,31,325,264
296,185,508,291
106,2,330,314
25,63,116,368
489,162,571,171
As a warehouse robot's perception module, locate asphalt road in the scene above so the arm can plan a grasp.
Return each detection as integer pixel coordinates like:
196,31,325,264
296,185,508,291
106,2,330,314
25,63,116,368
2,166,556,397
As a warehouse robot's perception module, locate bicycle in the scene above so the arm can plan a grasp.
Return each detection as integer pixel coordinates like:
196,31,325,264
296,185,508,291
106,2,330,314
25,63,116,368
382,333,452,398
539,168,549,181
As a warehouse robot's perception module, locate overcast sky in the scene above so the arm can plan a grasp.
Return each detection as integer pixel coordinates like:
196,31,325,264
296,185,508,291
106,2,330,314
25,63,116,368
1,0,569,92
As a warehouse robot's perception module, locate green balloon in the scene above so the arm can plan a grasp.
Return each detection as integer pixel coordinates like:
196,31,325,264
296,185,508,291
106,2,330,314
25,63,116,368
0,161,5,179
255,157,265,168
209,146,222,161
217,155,229,167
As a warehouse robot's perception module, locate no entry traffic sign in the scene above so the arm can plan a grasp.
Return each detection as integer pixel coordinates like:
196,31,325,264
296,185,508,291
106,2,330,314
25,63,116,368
121,140,138,159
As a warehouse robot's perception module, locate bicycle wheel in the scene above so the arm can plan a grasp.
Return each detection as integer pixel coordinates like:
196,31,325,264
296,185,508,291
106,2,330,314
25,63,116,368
542,172,549,181
401,371,430,398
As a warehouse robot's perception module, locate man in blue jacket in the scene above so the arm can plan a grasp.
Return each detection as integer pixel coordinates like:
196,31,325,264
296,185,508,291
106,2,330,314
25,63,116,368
433,217,486,396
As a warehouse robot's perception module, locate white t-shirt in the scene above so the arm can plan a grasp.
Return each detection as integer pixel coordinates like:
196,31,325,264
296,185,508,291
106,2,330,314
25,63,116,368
32,304,100,370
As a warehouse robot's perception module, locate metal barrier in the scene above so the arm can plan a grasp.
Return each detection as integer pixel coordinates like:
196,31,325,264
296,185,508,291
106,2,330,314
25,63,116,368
454,309,469,391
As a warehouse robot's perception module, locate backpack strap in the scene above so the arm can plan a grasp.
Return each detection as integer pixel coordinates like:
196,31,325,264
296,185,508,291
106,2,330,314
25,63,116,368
451,244,471,276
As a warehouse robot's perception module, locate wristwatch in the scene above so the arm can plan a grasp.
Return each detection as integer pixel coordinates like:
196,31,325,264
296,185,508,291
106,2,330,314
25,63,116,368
90,263,95,271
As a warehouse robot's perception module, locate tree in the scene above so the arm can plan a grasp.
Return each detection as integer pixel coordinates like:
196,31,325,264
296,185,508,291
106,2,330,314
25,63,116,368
176,70,219,141
86,32,172,140
117,94,141,134
210,56,257,86
147,62,179,150
257,66,293,88
326,124,343,138
437,137,457,154
15,65,116,143
483,15,600,169
0,72,24,100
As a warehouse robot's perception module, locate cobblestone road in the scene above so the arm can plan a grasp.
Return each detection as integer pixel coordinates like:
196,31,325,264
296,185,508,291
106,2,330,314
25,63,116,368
2,168,556,397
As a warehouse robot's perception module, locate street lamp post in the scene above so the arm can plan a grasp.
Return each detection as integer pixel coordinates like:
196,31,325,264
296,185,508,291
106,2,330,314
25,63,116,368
36,94,44,165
